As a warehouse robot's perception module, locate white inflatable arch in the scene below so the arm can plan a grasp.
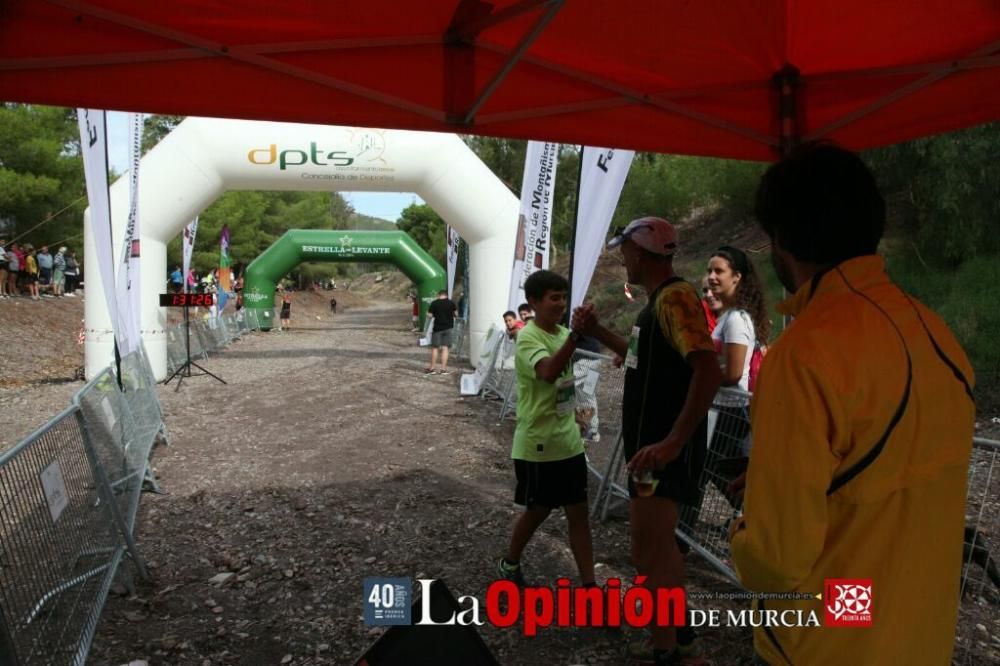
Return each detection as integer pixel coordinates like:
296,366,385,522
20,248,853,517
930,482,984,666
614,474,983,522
84,118,519,380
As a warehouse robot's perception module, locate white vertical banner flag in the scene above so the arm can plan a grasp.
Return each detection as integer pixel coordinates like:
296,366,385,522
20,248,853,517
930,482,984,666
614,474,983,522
77,109,125,352
446,225,460,299
115,112,144,354
182,216,199,293
570,146,635,312
508,141,558,310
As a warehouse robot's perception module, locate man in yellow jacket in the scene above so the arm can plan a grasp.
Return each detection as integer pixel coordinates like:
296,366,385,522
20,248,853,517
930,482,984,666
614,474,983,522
730,144,976,665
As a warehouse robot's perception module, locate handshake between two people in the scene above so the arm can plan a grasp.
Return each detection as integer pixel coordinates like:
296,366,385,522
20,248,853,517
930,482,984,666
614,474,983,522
570,303,599,337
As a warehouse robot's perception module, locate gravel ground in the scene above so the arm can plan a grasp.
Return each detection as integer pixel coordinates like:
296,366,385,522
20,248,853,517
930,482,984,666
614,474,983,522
68,300,751,666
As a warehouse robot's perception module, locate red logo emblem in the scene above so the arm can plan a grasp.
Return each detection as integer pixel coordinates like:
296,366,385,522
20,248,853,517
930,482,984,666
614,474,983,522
824,579,872,627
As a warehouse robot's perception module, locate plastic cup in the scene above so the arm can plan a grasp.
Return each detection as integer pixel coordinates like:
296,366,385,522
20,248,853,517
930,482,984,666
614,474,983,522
632,470,658,497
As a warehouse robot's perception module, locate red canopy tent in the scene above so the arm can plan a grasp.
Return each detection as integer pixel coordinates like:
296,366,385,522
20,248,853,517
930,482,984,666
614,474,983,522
1,0,999,160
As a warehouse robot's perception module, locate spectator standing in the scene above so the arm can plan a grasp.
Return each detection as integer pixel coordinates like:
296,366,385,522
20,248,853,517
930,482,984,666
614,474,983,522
730,144,976,665
497,270,596,591
706,246,770,393
64,250,79,296
573,217,721,665
52,247,67,297
279,291,292,330
169,265,184,293
24,245,40,300
517,302,534,323
683,247,770,534
425,290,457,374
6,242,21,297
700,276,721,333
36,246,53,296
0,239,8,298
503,310,525,339
330,297,337,313
409,292,419,331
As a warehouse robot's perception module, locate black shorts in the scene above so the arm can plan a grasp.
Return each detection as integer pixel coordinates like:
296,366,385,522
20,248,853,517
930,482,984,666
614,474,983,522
514,453,587,509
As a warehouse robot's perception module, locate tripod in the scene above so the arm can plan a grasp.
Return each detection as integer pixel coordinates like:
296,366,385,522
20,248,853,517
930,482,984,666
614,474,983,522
164,302,227,391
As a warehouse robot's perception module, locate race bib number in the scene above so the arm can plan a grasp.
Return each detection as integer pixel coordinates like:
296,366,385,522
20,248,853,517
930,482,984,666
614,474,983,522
624,326,640,369
556,376,576,414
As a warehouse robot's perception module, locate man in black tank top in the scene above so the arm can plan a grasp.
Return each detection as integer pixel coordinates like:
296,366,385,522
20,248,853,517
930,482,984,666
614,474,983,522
573,217,721,665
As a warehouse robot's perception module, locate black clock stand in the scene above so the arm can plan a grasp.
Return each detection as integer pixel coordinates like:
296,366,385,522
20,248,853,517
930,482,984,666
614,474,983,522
163,298,227,391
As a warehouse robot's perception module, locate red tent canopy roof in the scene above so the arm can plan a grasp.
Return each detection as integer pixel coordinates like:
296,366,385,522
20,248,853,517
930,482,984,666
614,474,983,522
2,0,999,160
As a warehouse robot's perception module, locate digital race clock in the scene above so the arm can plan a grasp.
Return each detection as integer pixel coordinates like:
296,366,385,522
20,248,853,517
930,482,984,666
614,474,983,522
159,293,215,307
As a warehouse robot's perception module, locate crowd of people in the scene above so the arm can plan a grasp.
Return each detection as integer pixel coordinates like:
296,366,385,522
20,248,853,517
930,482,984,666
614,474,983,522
0,241,81,300
493,144,975,665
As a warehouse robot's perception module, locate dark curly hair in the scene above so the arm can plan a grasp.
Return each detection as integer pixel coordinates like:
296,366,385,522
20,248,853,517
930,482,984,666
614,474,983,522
711,246,771,343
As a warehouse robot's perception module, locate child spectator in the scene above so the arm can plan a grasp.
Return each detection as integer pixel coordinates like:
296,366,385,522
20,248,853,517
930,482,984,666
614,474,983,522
497,270,596,590
517,302,534,323
503,310,524,339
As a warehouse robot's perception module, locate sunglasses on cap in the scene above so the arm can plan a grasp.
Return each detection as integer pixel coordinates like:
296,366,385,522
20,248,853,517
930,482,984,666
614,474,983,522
608,223,654,246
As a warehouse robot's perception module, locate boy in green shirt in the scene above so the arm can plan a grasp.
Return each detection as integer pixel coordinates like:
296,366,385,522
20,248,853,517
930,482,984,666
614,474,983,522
497,270,595,589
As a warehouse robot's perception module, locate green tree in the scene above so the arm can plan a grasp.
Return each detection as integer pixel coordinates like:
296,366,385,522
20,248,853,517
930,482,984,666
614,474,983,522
0,104,85,246
141,114,184,154
397,203,446,266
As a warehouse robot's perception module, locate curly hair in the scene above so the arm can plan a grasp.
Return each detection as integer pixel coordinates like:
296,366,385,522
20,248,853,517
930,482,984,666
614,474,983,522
712,246,771,343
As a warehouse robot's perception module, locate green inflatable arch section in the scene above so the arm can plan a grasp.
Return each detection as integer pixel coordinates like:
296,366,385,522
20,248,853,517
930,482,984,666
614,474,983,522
243,229,446,330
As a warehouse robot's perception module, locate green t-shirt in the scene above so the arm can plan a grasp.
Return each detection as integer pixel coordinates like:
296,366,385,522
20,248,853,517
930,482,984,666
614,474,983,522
512,321,584,462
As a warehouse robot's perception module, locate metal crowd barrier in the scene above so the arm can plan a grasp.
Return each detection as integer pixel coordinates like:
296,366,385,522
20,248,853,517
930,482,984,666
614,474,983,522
674,387,751,583
0,404,144,666
165,308,272,376
480,336,512,401
452,318,468,363
955,437,1000,665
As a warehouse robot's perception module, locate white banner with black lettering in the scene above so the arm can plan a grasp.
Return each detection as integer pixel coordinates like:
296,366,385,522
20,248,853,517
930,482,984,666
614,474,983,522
115,112,143,355
182,216,198,292
77,109,127,352
570,146,634,312
508,141,558,310
446,225,460,298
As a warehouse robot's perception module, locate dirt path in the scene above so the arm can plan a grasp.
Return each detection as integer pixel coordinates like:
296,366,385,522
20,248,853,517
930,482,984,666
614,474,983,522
80,301,749,666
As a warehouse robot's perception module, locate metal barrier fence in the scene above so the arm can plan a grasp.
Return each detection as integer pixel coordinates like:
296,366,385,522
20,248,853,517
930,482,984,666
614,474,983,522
73,367,156,536
0,405,143,666
955,436,1000,665
0,306,260,664
165,308,275,376
675,388,750,583
480,335,513,401
452,318,468,363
